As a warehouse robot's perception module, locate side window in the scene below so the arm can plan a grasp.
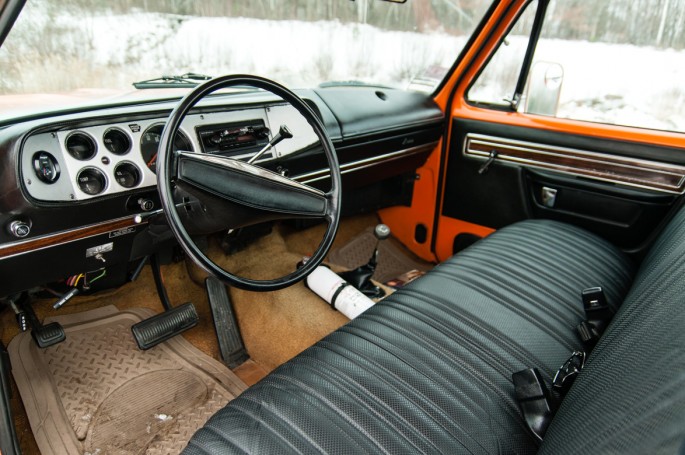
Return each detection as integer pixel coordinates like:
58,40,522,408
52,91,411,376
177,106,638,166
468,1,537,106
469,0,685,134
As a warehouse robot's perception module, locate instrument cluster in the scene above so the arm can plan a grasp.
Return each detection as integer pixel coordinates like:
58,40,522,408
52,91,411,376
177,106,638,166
19,104,316,203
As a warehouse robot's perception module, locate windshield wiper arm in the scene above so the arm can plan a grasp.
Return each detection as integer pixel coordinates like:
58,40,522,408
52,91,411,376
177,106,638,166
133,72,212,89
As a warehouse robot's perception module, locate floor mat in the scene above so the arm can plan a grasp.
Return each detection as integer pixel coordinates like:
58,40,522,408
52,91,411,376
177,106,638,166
8,305,246,455
329,227,433,283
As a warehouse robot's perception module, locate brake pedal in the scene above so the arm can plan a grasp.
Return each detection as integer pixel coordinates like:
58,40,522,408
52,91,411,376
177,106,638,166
32,322,66,349
205,277,248,368
131,302,198,350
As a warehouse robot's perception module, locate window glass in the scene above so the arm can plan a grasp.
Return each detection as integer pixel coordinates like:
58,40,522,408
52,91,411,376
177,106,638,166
532,0,685,133
469,0,685,133
0,0,496,104
468,1,537,106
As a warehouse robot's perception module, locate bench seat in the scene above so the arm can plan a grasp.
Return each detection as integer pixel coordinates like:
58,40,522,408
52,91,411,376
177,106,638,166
183,211,685,454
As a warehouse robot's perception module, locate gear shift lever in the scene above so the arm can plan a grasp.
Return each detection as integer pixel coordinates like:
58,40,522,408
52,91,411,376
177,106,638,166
339,224,391,298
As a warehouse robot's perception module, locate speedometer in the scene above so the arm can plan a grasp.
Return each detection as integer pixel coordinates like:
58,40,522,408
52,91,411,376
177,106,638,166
140,123,193,173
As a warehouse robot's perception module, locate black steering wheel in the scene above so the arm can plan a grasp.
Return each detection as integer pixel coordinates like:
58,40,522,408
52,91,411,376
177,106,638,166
157,75,341,291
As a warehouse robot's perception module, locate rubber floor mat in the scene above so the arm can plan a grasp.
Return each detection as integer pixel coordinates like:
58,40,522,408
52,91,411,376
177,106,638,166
8,305,246,455
329,227,433,283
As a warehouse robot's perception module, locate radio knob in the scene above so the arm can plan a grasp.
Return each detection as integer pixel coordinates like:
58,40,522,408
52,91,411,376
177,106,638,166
9,220,30,238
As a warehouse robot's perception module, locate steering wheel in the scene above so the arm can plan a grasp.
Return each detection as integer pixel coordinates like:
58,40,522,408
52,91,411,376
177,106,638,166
156,75,341,292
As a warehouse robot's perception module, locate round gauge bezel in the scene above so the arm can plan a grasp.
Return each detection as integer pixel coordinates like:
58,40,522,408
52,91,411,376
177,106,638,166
140,122,193,174
113,161,142,189
65,131,98,161
76,166,108,195
32,150,61,184
103,127,132,156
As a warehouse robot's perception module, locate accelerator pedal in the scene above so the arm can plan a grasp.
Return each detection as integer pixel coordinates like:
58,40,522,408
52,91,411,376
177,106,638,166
205,277,248,368
131,302,198,350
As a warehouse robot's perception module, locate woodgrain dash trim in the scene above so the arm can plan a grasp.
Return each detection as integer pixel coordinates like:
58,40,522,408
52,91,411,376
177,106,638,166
464,133,685,194
0,215,148,260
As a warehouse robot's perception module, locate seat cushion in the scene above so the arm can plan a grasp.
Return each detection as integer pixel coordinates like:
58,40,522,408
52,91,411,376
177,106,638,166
541,204,685,455
183,219,634,454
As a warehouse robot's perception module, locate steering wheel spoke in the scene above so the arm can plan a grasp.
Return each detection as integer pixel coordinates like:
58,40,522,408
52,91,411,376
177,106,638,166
177,151,328,218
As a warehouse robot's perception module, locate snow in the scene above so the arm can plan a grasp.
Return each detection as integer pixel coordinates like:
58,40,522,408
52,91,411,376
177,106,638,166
1,8,684,133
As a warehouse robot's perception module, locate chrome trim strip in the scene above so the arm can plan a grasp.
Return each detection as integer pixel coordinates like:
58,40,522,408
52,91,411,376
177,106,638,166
464,133,685,194
296,142,437,184
0,215,149,260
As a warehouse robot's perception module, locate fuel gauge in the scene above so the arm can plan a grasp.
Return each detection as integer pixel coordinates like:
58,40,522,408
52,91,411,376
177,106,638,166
32,151,61,184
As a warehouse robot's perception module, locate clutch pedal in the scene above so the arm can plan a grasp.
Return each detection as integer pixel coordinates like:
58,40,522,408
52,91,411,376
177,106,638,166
131,302,198,350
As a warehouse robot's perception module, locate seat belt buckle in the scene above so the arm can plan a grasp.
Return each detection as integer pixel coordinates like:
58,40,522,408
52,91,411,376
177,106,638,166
576,320,599,349
552,350,586,394
512,368,555,443
581,287,612,325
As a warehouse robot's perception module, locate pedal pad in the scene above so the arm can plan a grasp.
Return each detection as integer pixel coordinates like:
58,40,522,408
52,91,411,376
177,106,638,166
131,302,198,350
31,322,66,348
205,277,249,368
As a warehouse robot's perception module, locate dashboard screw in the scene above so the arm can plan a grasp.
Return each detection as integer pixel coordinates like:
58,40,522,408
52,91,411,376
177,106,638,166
26,179,31,185
70,194,75,200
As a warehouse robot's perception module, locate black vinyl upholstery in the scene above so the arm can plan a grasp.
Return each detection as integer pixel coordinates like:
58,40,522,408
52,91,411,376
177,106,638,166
184,219,641,454
540,205,685,454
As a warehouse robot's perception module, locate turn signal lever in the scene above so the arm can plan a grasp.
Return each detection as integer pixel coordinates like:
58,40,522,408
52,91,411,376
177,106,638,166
339,224,391,299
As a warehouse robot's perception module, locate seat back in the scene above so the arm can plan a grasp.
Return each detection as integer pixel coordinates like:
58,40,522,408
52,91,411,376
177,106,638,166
541,204,685,454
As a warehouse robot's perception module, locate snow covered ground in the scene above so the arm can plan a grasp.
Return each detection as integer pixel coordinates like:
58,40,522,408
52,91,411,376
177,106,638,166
1,8,684,133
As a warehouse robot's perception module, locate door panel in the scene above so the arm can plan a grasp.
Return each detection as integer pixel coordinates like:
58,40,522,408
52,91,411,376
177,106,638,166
441,118,680,253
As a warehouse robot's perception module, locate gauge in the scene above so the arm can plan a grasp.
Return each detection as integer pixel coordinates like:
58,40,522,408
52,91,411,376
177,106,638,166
113,162,142,188
140,124,193,173
76,167,107,195
65,132,97,160
103,128,132,155
32,151,61,184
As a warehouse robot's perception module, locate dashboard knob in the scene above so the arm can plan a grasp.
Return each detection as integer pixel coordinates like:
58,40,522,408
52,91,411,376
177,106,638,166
9,220,31,238
138,198,155,211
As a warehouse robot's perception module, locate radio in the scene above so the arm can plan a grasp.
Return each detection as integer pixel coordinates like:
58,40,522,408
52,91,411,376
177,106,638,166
196,120,270,157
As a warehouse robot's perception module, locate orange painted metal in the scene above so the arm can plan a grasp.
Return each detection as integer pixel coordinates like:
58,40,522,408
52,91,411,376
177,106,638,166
381,1,526,262
428,1,528,257
379,140,442,263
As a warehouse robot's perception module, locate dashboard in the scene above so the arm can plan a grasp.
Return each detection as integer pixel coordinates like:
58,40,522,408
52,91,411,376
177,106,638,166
22,104,317,203
0,86,444,295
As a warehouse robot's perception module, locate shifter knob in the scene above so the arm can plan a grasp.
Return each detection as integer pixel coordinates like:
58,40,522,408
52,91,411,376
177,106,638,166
374,224,391,241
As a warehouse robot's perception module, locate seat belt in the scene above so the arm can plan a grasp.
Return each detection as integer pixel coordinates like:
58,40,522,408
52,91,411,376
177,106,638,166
514,287,609,442
512,368,555,443
576,287,613,350
513,351,586,442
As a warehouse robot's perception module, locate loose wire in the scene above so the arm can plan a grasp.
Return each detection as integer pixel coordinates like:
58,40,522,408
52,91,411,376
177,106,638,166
73,274,85,287
89,269,107,284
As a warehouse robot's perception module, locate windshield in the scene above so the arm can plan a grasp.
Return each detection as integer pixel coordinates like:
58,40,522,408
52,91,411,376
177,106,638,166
0,0,493,114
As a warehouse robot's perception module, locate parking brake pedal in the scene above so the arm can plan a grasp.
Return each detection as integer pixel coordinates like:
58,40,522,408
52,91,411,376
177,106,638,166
13,297,65,348
205,277,248,368
131,302,198,350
